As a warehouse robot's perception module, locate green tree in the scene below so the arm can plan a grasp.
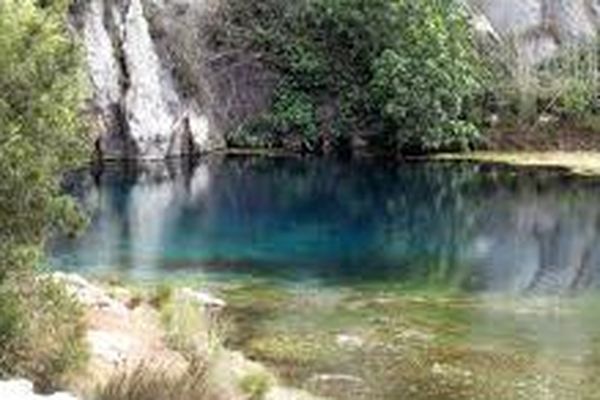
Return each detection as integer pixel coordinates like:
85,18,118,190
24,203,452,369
370,0,483,152
0,0,89,389
210,0,483,153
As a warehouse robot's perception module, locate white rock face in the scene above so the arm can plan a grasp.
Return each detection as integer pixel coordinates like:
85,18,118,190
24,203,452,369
81,0,121,115
123,0,174,159
469,0,600,65
72,0,225,160
0,380,78,400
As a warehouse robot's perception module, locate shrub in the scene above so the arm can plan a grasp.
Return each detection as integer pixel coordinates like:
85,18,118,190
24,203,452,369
160,293,221,356
210,0,483,153
149,283,174,310
0,274,87,392
370,1,482,152
0,0,89,390
489,39,600,126
239,371,273,400
236,85,319,151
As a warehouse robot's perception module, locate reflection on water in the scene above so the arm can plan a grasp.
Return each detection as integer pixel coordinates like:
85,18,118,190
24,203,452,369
54,156,600,399
54,156,600,294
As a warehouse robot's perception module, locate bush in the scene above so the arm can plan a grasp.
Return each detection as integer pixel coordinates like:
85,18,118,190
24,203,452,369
370,1,482,152
489,39,600,125
239,371,273,400
210,0,483,153
0,273,87,392
234,85,319,151
544,46,599,120
149,283,174,310
0,0,89,390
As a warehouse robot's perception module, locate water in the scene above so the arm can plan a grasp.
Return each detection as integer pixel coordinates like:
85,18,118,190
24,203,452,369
54,156,600,294
52,156,600,399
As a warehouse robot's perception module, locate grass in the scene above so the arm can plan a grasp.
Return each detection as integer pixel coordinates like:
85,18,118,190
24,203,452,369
0,274,88,393
435,151,600,176
159,290,218,356
96,358,274,400
95,358,222,400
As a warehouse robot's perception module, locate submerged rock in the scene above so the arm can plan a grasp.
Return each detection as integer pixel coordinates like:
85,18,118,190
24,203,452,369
308,374,365,385
335,334,365,349
265,387,323,400
306,374,369,398
179,287,227,309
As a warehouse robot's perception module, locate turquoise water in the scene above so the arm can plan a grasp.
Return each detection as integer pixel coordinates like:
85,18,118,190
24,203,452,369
53,156,600,294
53,156,600,399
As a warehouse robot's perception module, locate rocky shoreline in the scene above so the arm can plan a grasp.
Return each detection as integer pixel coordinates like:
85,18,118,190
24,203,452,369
0,273,319,400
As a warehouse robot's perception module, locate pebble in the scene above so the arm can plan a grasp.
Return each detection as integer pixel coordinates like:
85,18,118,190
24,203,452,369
335,334,364,348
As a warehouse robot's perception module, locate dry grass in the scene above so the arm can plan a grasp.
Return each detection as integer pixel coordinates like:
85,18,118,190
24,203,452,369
160,294,220,356
435,151,600,176
95,358,224,400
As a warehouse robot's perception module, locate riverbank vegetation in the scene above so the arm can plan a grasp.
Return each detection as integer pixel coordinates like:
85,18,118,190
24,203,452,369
202,0,600,154
89,279,278,400
0,0,89,391
207,0,484,153
481,39,600,151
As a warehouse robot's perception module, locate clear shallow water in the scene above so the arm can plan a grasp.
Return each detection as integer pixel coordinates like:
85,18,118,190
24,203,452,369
54,156,600,295
52,156,600,399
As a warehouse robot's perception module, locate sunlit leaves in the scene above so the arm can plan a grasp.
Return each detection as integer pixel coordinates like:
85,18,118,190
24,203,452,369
0,0,88,248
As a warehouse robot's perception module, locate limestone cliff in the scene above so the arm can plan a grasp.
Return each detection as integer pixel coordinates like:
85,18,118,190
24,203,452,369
469,0,600,65
71,0,600,160
70,0,225,160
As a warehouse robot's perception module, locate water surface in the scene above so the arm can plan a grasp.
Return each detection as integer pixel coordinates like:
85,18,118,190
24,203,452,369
53,156,600,400
54,156,600,294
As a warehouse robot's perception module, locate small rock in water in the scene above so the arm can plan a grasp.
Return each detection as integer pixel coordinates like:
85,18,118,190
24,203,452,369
335,334,364,348
308,374,365,385
265,387,322,400
307,374,369,396
179,287,226,309
431,362,473,378
431,362,445,375
538,113,557,125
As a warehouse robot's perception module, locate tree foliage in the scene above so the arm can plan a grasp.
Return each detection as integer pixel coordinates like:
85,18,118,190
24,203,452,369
0,0,89,388
0,0,88,249
210,0,484,153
